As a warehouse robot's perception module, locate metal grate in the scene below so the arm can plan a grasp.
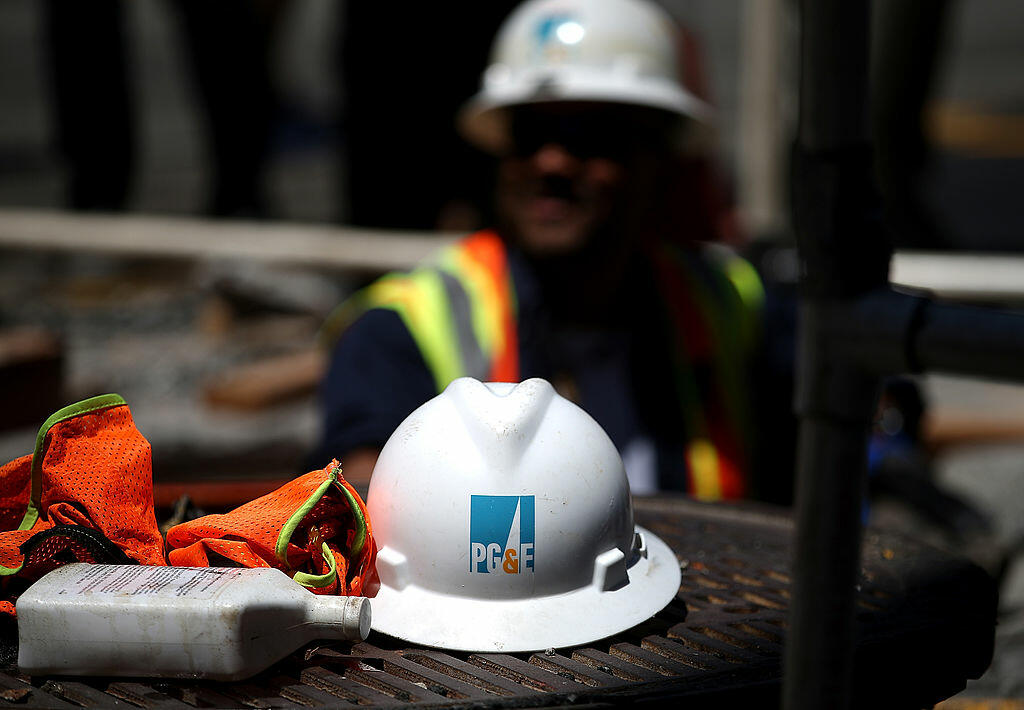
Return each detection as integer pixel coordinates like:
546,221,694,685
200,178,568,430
0,497,995,708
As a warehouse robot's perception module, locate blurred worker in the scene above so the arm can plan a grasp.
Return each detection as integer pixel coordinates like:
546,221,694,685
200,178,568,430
313,0,764,499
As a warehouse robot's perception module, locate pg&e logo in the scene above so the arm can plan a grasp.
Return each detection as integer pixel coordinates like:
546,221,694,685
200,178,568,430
470,495,535,574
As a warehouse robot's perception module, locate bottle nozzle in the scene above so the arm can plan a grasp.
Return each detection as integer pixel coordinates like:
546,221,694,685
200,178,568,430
307,595,371,641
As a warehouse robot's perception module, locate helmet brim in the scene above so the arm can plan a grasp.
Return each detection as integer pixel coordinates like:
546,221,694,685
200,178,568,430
368,524,682,652
458,76,713,155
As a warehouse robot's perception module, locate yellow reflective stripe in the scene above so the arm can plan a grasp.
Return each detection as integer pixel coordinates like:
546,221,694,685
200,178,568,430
674,254,745,431
319,270,465,392
688,439,723,501
366,271,463,391
725,255,762,357
439,246,503,358
400,270,463,390
723,255,765,313
318,282,388,347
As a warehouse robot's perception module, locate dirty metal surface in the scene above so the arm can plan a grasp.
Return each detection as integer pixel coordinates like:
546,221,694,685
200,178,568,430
0,497,996,708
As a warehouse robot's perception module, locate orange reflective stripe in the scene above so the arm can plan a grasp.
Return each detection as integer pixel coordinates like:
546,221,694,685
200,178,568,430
717,455,746,500
457,231,519,382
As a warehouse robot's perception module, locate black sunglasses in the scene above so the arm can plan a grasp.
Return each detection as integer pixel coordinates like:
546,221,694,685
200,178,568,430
507,106,673,159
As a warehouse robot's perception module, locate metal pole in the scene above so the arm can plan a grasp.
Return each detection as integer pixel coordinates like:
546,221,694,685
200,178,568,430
783,0,886,707
783,0,1024,706
784,308,881,708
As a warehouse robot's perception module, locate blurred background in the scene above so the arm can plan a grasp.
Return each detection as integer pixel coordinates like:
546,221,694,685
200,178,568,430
0,0,1022,701
2,0,1022,238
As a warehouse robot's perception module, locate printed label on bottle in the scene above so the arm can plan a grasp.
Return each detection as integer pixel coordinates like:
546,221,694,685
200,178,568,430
61,565,247,599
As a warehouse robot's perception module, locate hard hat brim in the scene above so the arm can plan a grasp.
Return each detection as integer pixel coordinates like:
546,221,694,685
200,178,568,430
458,75,713,154
368,524,682,652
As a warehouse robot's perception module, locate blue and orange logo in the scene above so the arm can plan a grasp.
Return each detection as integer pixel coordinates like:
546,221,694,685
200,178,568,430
533,15,585,64
470,495,535,574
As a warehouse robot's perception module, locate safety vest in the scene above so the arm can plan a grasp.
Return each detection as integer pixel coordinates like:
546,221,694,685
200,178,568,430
650,242,763,500
321,230,518,391
321,230,763,501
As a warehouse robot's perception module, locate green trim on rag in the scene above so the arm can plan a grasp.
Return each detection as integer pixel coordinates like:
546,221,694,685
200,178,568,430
275,464,368,563
0,560,23,577
332,476,367,557
292,542,338,589
275,473,336,564
20,394,127,532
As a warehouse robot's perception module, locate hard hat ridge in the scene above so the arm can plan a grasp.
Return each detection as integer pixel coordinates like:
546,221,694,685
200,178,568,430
447,378,555,473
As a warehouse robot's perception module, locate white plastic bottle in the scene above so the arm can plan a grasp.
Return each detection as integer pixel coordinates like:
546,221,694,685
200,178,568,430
17,563,370,680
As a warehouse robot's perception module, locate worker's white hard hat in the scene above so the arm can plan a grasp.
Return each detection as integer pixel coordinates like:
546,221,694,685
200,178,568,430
366,377,681,652
459,0,712,154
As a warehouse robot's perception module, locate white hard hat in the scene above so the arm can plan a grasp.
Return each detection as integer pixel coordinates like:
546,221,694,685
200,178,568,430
366,377,681,652
459,0,712,154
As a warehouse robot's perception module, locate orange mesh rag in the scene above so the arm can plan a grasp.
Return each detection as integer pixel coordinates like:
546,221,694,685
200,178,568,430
166,461,378,597
0,455,31,534
0,395,166,614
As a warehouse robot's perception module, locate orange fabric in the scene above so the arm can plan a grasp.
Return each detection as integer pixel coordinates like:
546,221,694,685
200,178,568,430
334,473,379,596
0,403,164,570
0,531,34,573
25,405,164,566
166,463,378,597
0,400,165,615
0,455,32,534
171,539,274,570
